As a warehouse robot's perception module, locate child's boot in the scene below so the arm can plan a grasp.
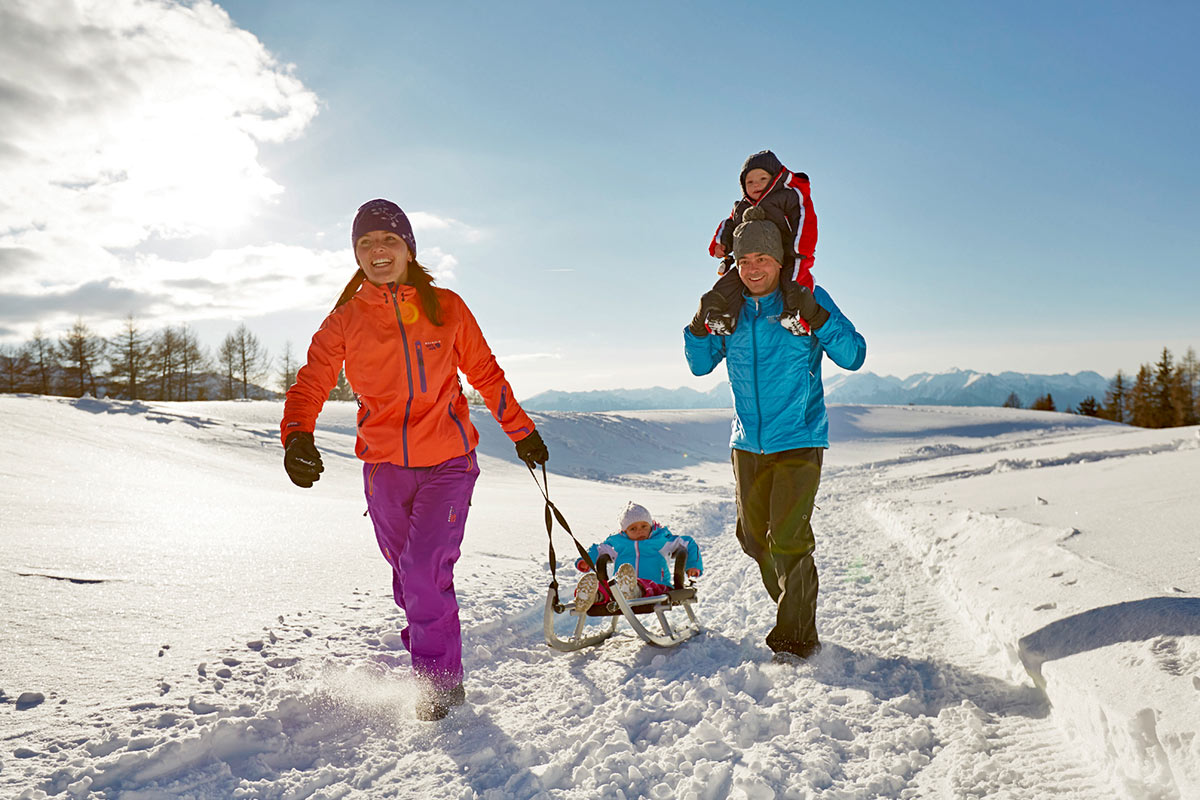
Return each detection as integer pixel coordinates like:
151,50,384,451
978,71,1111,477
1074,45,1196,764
574,572,599,612
613,562,639,600
700,290,738,336
779,280,812,336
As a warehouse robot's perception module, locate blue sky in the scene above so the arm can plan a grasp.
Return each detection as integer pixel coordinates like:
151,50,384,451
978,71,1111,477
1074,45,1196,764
2,1,1197,396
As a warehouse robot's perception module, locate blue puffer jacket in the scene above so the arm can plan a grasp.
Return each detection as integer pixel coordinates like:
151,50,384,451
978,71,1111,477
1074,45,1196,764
579,525,703,585
683,286,866,453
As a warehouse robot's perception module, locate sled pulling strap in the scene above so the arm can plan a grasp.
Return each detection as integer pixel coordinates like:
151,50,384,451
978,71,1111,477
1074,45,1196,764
528,463,595,610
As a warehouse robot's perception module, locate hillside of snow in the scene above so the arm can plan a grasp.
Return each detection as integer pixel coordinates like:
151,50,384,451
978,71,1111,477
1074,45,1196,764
2,395,1198,799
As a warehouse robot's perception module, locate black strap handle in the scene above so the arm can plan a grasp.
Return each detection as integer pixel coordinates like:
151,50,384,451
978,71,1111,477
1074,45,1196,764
528,463,594,609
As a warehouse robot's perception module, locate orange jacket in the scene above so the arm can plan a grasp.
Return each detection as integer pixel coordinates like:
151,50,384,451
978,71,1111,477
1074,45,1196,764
281,281,536,467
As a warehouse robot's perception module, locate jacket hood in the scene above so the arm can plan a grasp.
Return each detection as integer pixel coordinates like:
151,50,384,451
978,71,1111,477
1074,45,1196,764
740,150,786,196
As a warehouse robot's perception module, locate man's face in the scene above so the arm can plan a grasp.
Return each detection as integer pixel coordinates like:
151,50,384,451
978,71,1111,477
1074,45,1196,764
737,252,782,297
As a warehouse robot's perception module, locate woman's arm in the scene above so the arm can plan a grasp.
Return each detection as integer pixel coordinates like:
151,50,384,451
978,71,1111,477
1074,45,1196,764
281,312,346,445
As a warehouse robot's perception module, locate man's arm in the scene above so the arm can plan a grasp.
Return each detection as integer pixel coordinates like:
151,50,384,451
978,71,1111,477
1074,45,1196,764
812,287,866,371
683,327,726,376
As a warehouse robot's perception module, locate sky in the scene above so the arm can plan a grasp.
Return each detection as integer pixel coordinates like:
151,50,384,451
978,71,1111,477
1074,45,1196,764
1,0,1198,397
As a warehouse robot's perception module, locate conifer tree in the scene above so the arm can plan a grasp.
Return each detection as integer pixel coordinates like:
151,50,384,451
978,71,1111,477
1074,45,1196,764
1031,393,1056,411
151,326,181,401
175,326,209,401
1,344,30,393
329,368,354,401
217,324,269,399
217,333,238,400
1175,347,1199,427
21,328,55,395
1002,391,1022,409
1075,395,1100,416
1152,347,1175,428
108,314,151,400
58,318,106,397
277,341,298,393
1128,364,1155,427
1101,370,1129,423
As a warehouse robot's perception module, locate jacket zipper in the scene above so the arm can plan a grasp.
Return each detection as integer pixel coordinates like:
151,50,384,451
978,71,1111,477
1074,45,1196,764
388,285,416,466
751,297,764,453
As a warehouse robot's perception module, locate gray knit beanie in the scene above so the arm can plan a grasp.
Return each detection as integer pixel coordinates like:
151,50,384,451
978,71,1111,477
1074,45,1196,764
732,205,785,264
618,501,653,531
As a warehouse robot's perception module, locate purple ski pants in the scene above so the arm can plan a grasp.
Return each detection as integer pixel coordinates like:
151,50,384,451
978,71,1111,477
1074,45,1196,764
364,452,480,690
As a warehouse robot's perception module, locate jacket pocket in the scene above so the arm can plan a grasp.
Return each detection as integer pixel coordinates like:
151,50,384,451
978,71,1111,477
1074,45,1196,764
414,341,427,393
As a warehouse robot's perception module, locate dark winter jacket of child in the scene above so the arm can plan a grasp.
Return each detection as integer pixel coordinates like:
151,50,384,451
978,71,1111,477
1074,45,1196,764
709,152,817,287
577,525,703,585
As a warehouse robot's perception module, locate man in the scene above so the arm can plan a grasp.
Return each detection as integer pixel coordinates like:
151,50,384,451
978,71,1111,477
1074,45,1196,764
683,207,866,659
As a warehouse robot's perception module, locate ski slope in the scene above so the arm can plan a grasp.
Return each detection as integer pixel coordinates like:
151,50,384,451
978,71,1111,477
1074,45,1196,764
2,395,1198,799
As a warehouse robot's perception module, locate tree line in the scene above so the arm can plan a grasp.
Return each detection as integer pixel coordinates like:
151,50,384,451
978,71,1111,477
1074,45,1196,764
0,316,287,401
1002,346,1199,428
0,315,475,405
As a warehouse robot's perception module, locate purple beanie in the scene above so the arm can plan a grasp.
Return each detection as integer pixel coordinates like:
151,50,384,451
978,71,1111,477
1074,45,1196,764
352,199,416,254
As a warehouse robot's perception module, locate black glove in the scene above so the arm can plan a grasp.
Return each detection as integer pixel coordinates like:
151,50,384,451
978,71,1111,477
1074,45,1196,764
689,291,728,337
781,283,830,332
797,286,830,331
515,429,549,467
284,431,324,488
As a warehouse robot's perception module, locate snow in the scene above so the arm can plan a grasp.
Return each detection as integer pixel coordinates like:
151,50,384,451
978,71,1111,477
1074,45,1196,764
2,395,1198,799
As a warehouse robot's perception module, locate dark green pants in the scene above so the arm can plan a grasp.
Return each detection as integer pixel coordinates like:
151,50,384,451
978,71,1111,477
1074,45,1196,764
731,447,823,652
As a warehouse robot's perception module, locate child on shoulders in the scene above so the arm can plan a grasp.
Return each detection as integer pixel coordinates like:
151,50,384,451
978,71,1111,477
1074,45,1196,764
703,149,819,336
574,501,703,610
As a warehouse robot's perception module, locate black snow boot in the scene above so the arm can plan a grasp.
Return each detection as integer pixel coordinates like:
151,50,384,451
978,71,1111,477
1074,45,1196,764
415,682,466,722
701,291,738,336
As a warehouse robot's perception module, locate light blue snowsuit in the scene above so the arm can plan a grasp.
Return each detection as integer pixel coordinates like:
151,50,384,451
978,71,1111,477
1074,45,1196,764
580,524,703,585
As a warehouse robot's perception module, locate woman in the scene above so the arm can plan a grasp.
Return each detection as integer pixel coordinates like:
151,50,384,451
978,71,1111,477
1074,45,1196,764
281,198,548,721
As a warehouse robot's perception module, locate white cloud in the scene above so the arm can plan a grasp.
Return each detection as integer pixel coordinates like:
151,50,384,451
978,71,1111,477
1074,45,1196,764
0,0,319,289
0,243,349,338
420,246,459,283
407,211,485,244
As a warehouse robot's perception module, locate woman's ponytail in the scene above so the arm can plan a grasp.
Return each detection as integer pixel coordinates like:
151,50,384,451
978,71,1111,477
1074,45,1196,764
333,268,367,313
407,260,443,326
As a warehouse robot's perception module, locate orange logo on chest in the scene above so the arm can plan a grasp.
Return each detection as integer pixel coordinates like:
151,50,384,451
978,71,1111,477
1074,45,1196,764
398,301,420,325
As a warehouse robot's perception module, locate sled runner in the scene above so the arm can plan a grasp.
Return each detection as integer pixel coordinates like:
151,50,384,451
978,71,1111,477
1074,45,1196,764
544,551,701,651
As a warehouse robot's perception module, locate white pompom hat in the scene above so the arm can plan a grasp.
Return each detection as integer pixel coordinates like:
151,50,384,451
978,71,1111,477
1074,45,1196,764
618,501,653,531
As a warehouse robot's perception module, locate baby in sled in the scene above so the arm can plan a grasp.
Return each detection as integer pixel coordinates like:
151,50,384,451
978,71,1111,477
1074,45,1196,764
574,501,703,611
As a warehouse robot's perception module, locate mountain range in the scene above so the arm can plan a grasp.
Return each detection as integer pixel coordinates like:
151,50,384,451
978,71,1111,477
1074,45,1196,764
521,368,1113,412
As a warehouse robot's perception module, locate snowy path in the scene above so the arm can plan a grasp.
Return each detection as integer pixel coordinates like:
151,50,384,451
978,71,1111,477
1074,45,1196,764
19,483,1111,800
4,398,1196,798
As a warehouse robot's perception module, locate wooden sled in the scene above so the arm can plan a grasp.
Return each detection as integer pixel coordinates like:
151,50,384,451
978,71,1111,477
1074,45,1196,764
544,552,701,651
